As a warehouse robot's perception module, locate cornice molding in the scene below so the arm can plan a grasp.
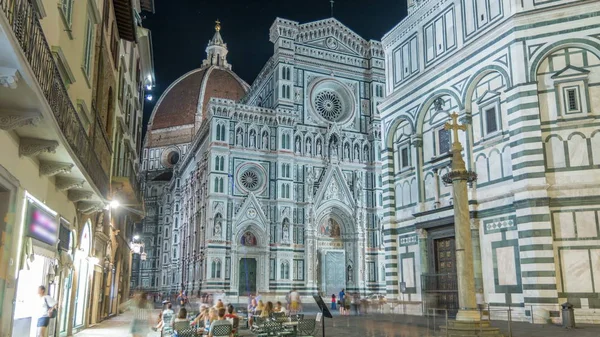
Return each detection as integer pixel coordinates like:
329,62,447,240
0,67,19,89
0,109,42,130
55,176,85,191
39,160,74,177
19,138,59,157
68,190,94,202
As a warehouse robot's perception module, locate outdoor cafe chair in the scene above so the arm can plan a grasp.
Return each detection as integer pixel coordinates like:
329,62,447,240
211,324,233,337
295,319,316,337
256,320,282,337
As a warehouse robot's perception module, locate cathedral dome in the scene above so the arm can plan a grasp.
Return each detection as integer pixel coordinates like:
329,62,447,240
147,20,249,138
149,66,248,130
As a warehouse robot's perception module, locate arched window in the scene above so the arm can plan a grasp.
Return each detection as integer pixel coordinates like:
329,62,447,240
211,260,222,278
216,124,226,141
214,177,219,192
215,156,221,170
219,177,224,192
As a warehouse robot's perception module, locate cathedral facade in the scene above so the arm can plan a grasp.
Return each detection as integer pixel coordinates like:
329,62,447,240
380,0,600,323
140,18,385,298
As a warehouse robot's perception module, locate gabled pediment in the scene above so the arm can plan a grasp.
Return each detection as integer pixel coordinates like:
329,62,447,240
296,18,369,57
302,36,361,56
313,165,355,208
551,65,590,79
233,193,268,232
476,90,501,104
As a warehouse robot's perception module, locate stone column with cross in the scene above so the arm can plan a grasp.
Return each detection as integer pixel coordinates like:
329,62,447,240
443,112,479,322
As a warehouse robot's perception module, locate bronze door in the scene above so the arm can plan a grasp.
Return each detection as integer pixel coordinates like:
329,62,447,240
434,238,458,314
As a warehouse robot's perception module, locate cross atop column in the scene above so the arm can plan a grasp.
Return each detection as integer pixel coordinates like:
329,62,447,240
444,112,466,147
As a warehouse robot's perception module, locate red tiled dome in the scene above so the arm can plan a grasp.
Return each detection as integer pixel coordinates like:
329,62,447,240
149,66,248,130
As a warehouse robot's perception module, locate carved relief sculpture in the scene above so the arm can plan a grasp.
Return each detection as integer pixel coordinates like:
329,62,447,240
262,131,269,149
249,129,256,148
236,129,244,146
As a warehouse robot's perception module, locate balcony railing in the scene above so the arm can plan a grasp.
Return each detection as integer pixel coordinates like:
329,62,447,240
1,0,109,196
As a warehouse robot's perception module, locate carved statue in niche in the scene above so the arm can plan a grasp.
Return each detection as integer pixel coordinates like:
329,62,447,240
282,219,290,243
236,129,243,146
306,138,312,155
249,129,256,148
295,137,301,153
344,143,350,159
329,136,339,157
316,139,322,155
347,264,353,282
262,131,269,149
241,231,257,246
364,146,370,162
354,145,360,161
214,220,222,237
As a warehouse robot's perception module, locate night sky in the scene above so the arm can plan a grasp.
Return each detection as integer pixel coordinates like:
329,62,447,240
141,0,407,127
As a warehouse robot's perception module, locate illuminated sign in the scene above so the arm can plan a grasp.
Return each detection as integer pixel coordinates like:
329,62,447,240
26,201,58,245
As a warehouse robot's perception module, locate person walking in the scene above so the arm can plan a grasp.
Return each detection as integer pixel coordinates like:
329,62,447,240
36,285,57,337
351,293,360,315
124,291,155,337
161,302,175,336
331,294,337,311
289,289,301,315
338,289,346,315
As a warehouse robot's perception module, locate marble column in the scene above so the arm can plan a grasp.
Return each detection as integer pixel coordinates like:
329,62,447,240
305,228,317,290
444,113,479,322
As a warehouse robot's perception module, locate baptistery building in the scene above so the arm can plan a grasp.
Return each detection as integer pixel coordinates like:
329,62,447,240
139,18,386,299
379,0,600,324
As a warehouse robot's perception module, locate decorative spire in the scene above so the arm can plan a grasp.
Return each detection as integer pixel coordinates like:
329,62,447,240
330,0,334,17
203,19,231,70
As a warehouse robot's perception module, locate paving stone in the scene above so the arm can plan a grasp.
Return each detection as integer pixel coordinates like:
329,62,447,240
74,310,600,337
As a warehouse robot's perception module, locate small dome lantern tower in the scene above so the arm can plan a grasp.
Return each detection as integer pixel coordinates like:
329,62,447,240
203,19,232,70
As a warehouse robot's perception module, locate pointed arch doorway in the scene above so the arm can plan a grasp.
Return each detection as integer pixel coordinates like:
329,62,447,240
316,214,353,296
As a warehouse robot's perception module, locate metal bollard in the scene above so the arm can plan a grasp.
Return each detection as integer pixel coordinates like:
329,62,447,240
508,309,513,337
445,310,449,337
561,302,575,329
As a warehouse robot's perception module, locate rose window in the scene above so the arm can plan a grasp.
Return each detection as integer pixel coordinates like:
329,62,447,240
236,162,267,194
315,91,343,122
240,170,259,190
309,78,355,125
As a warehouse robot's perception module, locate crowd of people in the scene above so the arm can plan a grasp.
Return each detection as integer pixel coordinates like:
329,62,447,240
154,299,240,337
120,288,387,337
331,289,387,316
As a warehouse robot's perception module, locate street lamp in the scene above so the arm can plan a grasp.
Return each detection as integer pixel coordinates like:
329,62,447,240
109,200,120,209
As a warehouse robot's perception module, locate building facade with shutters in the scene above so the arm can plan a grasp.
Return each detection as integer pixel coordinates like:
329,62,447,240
0,0,153,335
380,0,600,324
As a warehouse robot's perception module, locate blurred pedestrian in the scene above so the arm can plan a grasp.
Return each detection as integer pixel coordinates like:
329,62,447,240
331,294,337,311
121,291,154,337
36,285,57,337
